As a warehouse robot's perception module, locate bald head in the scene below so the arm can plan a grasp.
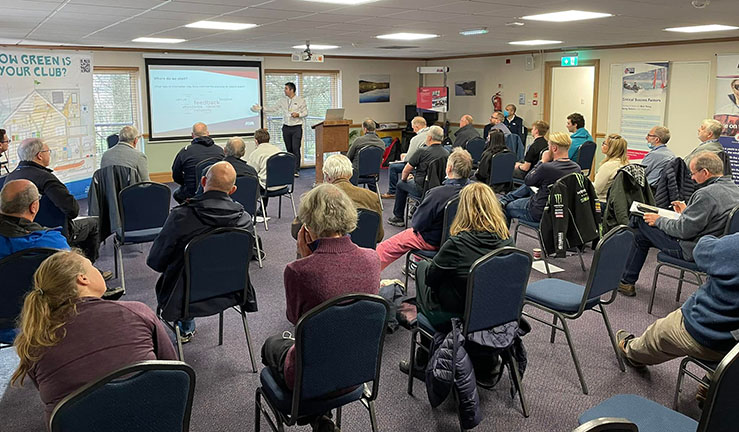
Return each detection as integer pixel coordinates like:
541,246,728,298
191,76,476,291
202,161,237,194
460,114,473,127
0,179,40,219
192,122,209,137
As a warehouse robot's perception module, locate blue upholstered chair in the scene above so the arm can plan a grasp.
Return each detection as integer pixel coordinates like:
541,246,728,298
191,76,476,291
356,145,384,209
231,174,264,268
407,247,533,418
576,141,597,176
466,137,485,166
194,157,221,195
254,294,389,432
489,151,516,190
523,226,634,394
114,182,171,292
350,209,380,250
261,152,297,231
50,360,195,432
35,195,68,238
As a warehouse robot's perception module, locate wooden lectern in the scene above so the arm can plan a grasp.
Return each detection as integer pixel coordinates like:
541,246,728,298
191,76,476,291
312,119,352,184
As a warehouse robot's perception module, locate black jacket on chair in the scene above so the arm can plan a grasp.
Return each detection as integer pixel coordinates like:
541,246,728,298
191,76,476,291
540,172,600,258
87,165,141,241
654,157,696,209
602,164,655,235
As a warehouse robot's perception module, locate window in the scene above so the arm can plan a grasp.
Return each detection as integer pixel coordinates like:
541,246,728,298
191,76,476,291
92,68,142,159
264,70,341,166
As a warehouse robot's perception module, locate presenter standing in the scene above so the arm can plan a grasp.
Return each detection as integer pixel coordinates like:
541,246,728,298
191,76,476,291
252,82,308,177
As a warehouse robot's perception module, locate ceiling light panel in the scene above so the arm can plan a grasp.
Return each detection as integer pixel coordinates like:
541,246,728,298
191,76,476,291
185,21,258,30
376,32,439,40
132,37,186,43
509,39,562,45
522,10,613,23
664,24,738,33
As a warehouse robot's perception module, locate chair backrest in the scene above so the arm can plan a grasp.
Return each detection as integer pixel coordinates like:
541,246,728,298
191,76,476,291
265,152,296,190
464,247,533,334
697,342,739,431
466,137,486,164
0,174,7,189
576,141,597,171
106,134,119,149
349,209,380,249
357,146,383,177
50,360,195,432
194,157,221,195
118,182,171,237
441,196,460,245
292,294,389,417
36,195,68,237
505,133,525,160
0,248,59,331
422,156,448,195
231,175,259,217
581,226,635,305
572,418,638,432
724,205,739,235
183,227,253,316
489,151,517,186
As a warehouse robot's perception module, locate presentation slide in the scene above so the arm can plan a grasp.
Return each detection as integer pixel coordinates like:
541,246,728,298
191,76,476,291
146,59,262,140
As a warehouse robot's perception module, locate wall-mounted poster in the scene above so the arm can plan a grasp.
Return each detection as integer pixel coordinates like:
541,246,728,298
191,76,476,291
417,86,448,113
714,54,739,184
619,62,669,161
454,80,476,96
359,74,390,103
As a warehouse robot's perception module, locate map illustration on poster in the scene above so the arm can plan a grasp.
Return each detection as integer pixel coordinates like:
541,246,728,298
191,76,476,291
0,49,95,197
714,54,739,184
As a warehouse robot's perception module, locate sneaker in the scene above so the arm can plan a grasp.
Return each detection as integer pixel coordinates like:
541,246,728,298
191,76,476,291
310,415,337,432
401,261,417,279
180,331,195,344
618,282,636,297
294,172,300,178
381,193,395,199
399,360,425,380
101,286,125,301
387,216,405,227
255,216,271,223
616,330,645,368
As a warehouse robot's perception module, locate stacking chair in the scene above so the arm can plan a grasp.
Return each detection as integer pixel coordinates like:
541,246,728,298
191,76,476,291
261,152,297,231
576,141,597,176
577,342,739,432
572,418,638,432
165,227,258,371
50,360,195,432
350,209,381,249
466,137,485,166
407,247,533,418
648,205,739,315
0,248,59,348
523,226,634,394
488,151,516,191
405,157,447,228
231,174,264,268
404,196,459,291
356,146,384,209
36,195,69,237
106,133,119,149
255,294,389,432
194,157,222,195
114,182,171,292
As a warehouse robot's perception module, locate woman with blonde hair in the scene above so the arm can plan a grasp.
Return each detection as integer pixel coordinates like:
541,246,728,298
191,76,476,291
12,250,176,422
594,134,629,199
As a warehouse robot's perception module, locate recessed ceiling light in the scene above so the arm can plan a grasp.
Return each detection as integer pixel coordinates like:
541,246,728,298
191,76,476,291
293,44,340,50
664,24,739,33
132,37,186,44
185,21,257,31
459,28,488,36
376,33,439,41
522,10,612,22
301,0,379,4
509,40,562,46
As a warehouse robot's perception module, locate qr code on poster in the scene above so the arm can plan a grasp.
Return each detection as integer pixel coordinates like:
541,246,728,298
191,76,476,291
80,58,91,73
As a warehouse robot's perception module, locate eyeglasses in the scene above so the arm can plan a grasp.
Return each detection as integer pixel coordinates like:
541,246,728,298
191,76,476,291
646,134,658,138
733,83,739,90
37,149,52,155
1,139,10,144
690,168,706,177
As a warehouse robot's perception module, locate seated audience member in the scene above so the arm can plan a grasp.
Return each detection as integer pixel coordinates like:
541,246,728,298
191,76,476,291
483,111,511,141
685,119,727,170
503,104,526,144
384,116,428,199
246,128,282,212
618,152,739,296
378,149,472,269
11,250,177,423
500,132,581,225
594,134,629,200
147,162,253,341
347,118,385,181
453,114,480,149
642,126,675,187
0,128,8,154
261,183,380,432
474,129,510,185
566,112,594,159
100,125,150,181
618,232,739,368
387,125,449,227
414,182,514,330
5,138,103,267
514,120,549,180
171,122,224,203
0,180,69,259
224,137,258,178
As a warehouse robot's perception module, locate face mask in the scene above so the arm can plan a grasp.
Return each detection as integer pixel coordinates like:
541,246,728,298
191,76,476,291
647,143,656,150
503,110,510,117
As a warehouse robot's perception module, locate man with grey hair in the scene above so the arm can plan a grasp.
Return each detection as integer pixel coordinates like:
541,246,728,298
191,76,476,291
0,179,69,259
383,116,428,199
224,137,258,178
483,111,511,142
618,152,739,297
5,138,104,268
453,114,480,149
100,125,150,181
346,118,385,192
171,122,224,203
685,119,731,176
642,125,675,187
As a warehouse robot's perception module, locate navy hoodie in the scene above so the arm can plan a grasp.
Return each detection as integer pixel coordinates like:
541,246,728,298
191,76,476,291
171,136,224,198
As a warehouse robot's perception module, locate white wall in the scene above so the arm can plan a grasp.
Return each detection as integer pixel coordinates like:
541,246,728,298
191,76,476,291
550,66,595,135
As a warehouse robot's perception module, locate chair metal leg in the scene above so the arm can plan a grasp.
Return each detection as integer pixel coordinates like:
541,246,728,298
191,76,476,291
278,196,282,219
289,193,296,217
676,269,685,302
255,233,264,269
375,181,383,210
407,327,418,395
507,348,529,418
116,241,126,292
404,252,412,294
577,247,586,272
255,388,262,432
175,325,185,361
260,199,269,231
218,311,224,346
537,228,552,278
559,316,589,394
599,304,626,372
336,406,342,429
240,308,257,373
550,315,557,343
367,399,379,432
649,263,663,315
113,240,119,279
674,357,689,410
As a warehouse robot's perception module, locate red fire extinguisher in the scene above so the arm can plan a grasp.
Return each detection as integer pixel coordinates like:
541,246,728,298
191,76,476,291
492,91,502,112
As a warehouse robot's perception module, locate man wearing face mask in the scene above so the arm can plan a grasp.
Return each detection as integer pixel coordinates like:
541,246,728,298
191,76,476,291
503,104,526,144
641,126,675,187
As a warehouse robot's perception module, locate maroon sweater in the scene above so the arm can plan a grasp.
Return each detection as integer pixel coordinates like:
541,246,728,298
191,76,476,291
283,236,380,388
28,297,177,422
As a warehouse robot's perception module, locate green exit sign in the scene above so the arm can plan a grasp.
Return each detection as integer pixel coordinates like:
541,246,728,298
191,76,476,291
561,56,579,66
